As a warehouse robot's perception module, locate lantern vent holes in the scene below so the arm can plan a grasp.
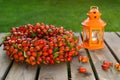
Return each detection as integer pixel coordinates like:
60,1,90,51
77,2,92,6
94,16,96,18
93,12,96,14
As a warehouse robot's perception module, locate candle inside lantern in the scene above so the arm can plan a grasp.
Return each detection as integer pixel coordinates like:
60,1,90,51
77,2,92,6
92,30,99,41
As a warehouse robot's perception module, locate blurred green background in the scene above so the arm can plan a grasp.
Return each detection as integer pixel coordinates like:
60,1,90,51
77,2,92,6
0,0,120,32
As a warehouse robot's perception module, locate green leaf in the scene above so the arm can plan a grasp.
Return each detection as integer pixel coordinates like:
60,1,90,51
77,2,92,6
66,41,73,49
56,60,60,64
43,61,47,64
73,36,78,40
67,34,70,37
12,44,18,48
63,35,66,39
48,29,52,32
2,33,11,42
30,31,36,37
2,37,6,41
23,51,28,58
53,52,59,59
10,53,14,57
6,33,11,36
67,41,70,47
37,52,42,57
53,47,58,53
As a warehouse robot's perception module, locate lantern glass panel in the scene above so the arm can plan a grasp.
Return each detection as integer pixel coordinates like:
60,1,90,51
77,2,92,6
83,28,90,43
91,30,100,43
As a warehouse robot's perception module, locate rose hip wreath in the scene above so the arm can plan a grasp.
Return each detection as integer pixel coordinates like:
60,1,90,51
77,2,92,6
3,23,80,65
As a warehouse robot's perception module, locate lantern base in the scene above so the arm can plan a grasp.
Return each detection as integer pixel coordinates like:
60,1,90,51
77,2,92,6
83,43,105,50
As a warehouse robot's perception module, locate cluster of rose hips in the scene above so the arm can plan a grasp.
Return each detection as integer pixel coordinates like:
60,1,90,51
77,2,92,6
78,56,89,63
101,61,113,71
3,23,80,65
101,61,120,72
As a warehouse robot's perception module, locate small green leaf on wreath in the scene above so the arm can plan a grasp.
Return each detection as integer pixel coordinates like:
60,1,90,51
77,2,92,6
56,60,60,64
23,51,28,58
48,29,52,32
2,33,11,42
53,47,58,53
73,36,78,40
30,31,36,37
12,44,18,48
53,52,59,59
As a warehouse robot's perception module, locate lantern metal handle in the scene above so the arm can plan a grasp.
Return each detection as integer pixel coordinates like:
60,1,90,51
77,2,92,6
90,6,98,10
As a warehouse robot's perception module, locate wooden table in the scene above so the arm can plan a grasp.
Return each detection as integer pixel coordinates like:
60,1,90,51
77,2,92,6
0,32,120,80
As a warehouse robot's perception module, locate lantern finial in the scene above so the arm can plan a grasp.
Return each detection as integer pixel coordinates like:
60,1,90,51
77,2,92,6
90,6,98,10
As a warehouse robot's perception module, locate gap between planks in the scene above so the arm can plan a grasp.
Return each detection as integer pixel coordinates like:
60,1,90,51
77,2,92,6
35,65,41,80
116,32,120,38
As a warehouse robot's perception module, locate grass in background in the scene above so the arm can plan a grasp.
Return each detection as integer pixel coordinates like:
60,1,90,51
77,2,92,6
0,0,120,32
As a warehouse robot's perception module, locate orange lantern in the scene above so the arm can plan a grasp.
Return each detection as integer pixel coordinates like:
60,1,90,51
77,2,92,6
81,6,106,50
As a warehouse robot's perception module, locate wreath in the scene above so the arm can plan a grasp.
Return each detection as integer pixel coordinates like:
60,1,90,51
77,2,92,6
3,23,80,65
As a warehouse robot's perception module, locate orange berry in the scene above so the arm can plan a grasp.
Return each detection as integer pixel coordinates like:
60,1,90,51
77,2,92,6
65,47,70,52
13,54,19,59
6,51,10,56
30,56,35,62
82,56,89,63
37,57,42,62
109,61,113,66
26,59,30,63
103,61,109,67
19,56,24,61
32,52,37,57
43,52,48,56
78,67,87,73
77,45,81,50
70,43,74,47
117,66,120,71
75,51,79,56
30,47,34,52
18,51,23,56
31,62,36,66
114,63,120,68
78,56,83,61
102,64,109,71
35,46,40,51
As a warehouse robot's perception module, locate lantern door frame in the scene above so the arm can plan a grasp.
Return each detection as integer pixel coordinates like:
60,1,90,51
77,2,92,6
89,27,104,49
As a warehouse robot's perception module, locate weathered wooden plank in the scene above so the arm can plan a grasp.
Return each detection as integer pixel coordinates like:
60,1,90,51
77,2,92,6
104,32,120,61
5,63,37,80
38,63,67,80
0,33,12,80
88,43,120,80
71,33,95,80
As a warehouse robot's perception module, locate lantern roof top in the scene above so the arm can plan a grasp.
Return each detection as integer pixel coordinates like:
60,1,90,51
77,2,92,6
81,6,106,27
